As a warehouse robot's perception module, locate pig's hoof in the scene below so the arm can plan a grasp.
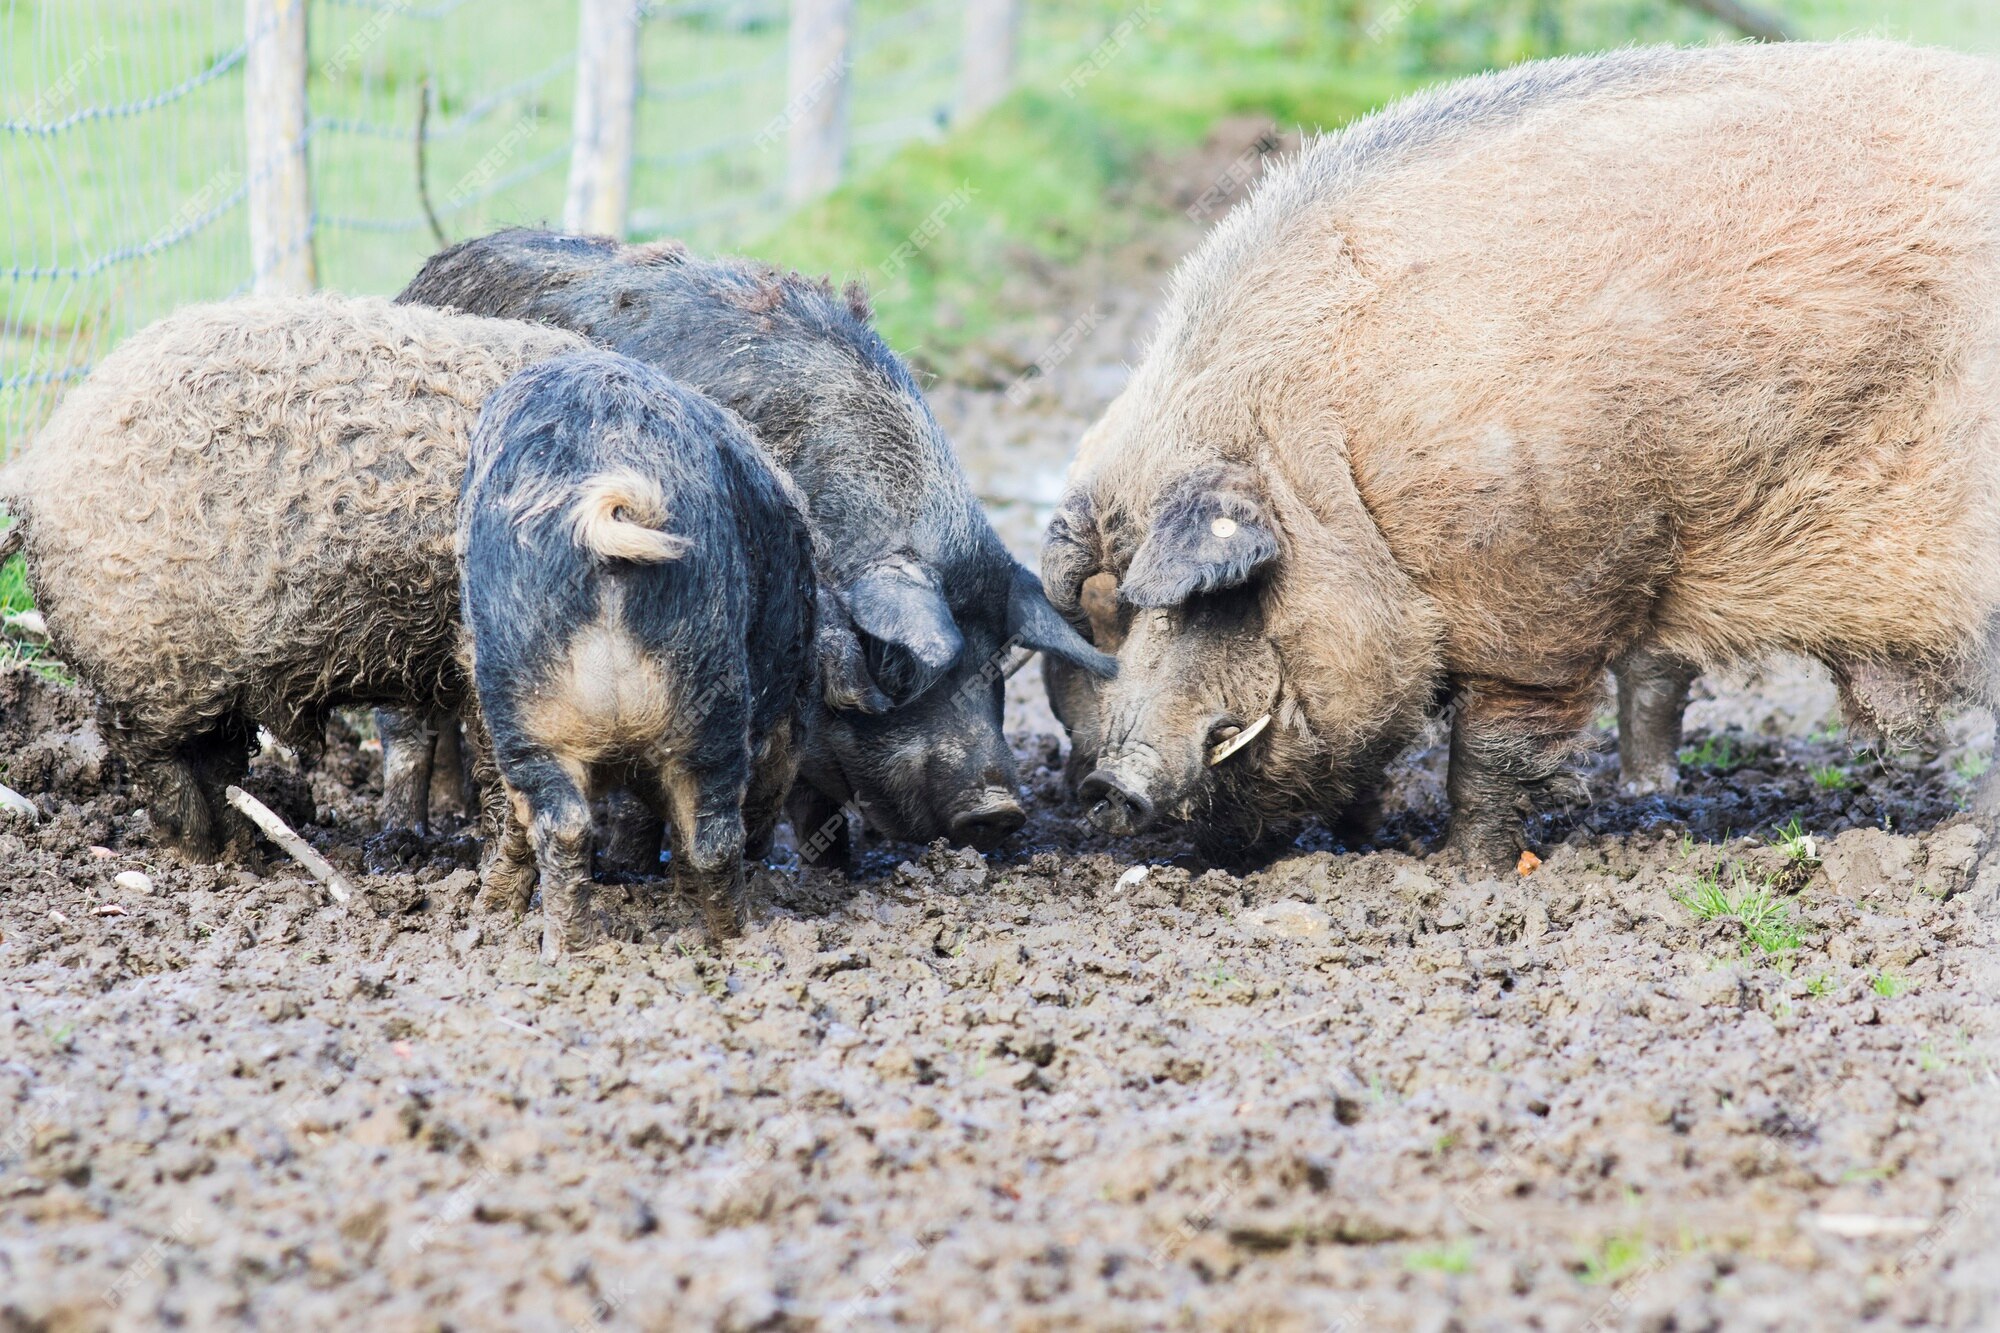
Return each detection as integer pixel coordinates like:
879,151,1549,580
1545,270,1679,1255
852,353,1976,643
539,911,609,965
698,894,744,941
1619,764,1680,797
1435,826,1523,872
476,862,537,915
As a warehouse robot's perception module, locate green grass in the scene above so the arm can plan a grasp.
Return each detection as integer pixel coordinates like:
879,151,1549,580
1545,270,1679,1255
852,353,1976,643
1810,764,1854,791
0,550,68,681
1771,817,1819,868
1678,735,1745,775
1872,971,1911,999
1404,1241,1475,1274
0,553,28,617
756,39,1412,356
756,0,2000,358
1575,1232,1647,1286
1676,861,1804,956
1953,752,1992,785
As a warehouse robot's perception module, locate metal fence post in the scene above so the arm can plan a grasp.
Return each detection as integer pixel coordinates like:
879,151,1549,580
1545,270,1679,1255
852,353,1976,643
245,0,315,293
564,0,642,237
785,0,853,206
960,0,1021,120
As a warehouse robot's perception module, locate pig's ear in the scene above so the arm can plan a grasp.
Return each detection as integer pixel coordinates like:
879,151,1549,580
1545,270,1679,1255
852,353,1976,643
816,584,893,714
1007,564,1116,678
845,563,965,704
1040,488,1102,634
1120,466,1279,609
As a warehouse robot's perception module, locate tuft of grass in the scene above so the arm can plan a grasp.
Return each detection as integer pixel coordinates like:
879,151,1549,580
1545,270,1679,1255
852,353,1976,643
1678,735,1746,774
1872,972,1911,999
1810,764,1853,791
1676,861,1803,955
1770,817,1821,891
1,551,72,683
1953,752,1992,785
1805,973,1832,997
1404,1241,1474,1275
1576,1233,1648,1286
1771,818,1819,867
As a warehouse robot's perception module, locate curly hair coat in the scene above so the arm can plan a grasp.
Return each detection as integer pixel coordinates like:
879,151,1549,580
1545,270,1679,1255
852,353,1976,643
0,294,585,854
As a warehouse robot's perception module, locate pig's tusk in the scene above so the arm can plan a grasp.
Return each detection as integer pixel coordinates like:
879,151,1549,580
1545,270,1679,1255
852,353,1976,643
1207,713,1272,766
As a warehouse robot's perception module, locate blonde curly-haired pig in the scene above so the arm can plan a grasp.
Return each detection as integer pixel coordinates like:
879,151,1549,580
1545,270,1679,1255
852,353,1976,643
0,296,584,856
1042,42,2000,862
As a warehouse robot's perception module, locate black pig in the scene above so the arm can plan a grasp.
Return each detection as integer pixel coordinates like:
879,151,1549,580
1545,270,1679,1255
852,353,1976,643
403,230,1112,860
460,351,816,958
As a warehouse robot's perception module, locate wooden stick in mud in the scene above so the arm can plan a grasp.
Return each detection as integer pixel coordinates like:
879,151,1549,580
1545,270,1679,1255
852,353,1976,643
225,785,353,905
0,782,36,822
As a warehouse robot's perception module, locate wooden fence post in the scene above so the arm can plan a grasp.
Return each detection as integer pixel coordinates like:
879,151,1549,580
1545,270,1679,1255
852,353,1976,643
960,0,1021,121
564,0,643,237
785,0,853,206
245,0,315,293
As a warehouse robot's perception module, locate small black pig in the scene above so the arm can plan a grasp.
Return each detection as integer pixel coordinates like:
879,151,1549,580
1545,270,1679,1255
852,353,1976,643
460,351,817,958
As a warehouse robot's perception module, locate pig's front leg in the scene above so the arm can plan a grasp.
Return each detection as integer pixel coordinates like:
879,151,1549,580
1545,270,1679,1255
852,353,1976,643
1612,647,1697,795
1441,677,1597,867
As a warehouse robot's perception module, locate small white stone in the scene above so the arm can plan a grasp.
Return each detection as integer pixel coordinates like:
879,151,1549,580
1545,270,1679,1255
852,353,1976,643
1209,516,1239,539
113,870,154,895
1114,865,1150,891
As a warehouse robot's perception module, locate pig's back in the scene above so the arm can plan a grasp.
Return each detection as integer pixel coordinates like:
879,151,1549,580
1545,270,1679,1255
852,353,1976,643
5,295,584,742
1203,42,2000,677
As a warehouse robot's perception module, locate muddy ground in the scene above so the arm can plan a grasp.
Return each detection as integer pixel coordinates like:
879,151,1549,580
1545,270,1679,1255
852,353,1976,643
5,124,2000,1332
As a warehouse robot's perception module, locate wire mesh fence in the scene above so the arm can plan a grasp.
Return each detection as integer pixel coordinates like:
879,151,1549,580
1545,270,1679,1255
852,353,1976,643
307,0,579,295
0,0,1015,459
1,0,250,458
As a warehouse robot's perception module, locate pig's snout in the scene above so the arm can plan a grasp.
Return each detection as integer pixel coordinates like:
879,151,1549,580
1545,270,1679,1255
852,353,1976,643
1079,768,1157,835
947,786,1027,848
